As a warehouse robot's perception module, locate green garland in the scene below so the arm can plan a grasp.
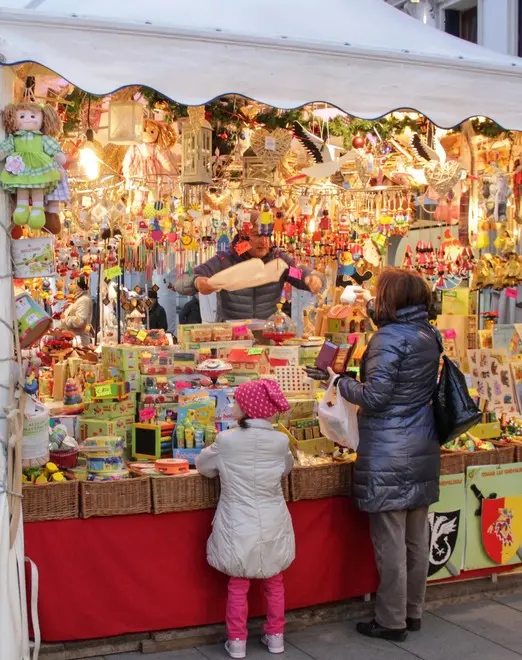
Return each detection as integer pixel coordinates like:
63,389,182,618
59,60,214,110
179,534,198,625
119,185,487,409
62,87,511,149
326,115,421,148
469,118,513,139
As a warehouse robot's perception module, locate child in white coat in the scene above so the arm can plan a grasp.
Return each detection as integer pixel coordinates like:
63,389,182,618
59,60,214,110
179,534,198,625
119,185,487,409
196,379,295,659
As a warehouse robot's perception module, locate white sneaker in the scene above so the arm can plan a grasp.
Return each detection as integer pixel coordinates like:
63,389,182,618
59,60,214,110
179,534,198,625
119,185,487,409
225,639,247,659
261,633,285,654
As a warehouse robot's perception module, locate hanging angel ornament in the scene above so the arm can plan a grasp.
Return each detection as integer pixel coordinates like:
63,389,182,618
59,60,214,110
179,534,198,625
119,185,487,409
290,122,354,182
410,131,464,200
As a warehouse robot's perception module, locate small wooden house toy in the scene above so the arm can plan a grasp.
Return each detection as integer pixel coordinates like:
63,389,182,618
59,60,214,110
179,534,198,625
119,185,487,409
227,348,270,376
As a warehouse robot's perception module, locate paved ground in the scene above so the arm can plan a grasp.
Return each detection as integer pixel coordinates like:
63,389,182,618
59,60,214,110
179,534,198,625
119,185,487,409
87,592,522,660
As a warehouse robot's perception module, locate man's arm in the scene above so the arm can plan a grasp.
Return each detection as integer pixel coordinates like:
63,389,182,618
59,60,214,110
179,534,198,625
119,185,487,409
174,254,226,296
278,252,326,294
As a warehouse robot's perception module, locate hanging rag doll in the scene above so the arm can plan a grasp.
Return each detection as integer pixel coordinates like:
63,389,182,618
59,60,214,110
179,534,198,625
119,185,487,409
122,118,178,211
0,102,65,229
44,161,70,234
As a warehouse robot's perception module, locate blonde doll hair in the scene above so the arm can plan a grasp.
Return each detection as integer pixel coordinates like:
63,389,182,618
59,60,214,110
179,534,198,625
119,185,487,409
144,118,177,149
2,102,63,137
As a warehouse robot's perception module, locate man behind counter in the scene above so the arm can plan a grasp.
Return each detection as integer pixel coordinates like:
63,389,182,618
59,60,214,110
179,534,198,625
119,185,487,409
175,213,324,321
148,289,168,331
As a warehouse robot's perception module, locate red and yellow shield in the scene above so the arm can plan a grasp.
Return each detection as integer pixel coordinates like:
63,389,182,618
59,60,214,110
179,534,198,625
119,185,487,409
481,496,522,564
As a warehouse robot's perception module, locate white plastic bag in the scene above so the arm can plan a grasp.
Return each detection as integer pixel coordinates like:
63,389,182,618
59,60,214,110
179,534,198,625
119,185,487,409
318,380,359,450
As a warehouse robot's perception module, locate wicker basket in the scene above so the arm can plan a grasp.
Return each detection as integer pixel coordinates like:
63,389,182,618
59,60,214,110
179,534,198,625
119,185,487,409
440,451,465,475
22,480,79,522
464,445,515,468
516,445,522,463
80,476,151,518
152,472,220,514
289,462,353,502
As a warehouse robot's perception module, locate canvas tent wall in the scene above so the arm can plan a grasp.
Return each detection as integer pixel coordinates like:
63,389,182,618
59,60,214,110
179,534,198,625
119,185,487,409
0,0,522,128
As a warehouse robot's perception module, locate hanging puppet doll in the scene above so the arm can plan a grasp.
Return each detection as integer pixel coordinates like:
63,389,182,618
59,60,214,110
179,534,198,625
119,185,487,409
0,102,66,230
122,118,179,211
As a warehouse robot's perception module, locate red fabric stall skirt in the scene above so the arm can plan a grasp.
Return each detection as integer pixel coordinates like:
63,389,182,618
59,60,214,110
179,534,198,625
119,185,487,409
24,497,379,642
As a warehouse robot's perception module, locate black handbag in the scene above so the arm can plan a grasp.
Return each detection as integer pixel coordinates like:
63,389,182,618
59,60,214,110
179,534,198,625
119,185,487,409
432,330,482,445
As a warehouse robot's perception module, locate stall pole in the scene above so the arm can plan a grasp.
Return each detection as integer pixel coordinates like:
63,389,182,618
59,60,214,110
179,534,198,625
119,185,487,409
0,64,30,660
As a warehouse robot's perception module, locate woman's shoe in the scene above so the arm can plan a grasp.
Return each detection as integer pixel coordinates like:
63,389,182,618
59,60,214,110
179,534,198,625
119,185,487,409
225,639,247,659
261,633,285,654
406,617,421,631
356,619,408,642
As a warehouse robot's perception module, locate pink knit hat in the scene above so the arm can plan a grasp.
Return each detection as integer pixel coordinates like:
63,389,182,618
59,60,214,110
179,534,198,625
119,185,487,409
234,379,290,419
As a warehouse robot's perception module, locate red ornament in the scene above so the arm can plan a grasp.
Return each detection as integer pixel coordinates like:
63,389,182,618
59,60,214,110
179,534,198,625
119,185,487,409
352,135,365,149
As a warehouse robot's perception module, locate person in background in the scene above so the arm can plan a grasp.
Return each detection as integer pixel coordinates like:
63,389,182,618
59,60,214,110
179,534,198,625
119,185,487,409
331,269,440,642
148,289,168,331
196,379,294,659
61,275,93,347
179,295,202,325
175,211,324,321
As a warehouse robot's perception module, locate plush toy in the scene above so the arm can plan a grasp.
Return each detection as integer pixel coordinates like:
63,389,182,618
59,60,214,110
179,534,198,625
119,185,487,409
0,102,65,229
122,118,178,210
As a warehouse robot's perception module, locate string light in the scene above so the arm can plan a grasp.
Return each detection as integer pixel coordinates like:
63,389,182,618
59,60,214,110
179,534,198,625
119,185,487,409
79,128,100,180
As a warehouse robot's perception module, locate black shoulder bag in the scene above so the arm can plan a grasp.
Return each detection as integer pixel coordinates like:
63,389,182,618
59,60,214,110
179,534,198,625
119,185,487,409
431,328,482,445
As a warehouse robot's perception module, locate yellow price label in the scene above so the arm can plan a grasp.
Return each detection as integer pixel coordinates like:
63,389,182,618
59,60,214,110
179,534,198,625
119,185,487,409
105,266,122,280
95,384,113,397
137,329,148,341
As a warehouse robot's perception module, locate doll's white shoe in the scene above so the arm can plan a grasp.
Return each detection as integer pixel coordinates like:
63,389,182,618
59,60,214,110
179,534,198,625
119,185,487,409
225,638,247,659
261,633,285,654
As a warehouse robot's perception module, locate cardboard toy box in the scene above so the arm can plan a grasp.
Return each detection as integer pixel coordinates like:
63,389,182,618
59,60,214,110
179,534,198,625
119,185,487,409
102,366,142,393
101,346,143,371
83,398,136,420
80,415,135,443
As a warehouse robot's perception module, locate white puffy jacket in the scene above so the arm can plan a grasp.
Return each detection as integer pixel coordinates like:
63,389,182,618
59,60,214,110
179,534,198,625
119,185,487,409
196,419,295,579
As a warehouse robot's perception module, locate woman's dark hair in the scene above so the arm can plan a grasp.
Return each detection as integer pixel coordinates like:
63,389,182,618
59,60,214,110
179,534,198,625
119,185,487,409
77,275,89,291
374,267,431,324
238,416,250,429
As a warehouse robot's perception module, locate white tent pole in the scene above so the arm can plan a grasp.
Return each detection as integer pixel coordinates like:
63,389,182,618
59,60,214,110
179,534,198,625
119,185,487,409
0,64,29,660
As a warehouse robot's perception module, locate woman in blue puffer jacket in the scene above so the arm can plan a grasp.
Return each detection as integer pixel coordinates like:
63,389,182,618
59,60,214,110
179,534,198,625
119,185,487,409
335,268,441,643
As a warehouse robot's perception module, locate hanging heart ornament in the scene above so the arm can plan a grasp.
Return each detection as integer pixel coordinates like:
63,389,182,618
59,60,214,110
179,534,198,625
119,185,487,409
424,160,462,198
250,128,292,170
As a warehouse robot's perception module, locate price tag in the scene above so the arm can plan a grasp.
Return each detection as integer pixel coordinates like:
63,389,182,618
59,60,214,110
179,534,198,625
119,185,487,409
248,347,264,355
105,265,122,280
139,407,156,421
264,136,276,151
506,287,518,299
235,240,251,256
444,329,457,339
233,325,248,337
137,329,148,341
288,266,303,281
95,384,113,398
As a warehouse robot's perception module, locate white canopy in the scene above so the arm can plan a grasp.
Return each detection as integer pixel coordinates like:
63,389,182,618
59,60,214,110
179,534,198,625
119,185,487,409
0,0,522,127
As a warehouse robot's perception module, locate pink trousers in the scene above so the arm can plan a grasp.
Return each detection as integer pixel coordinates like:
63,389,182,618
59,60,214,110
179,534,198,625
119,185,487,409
226,572,285,640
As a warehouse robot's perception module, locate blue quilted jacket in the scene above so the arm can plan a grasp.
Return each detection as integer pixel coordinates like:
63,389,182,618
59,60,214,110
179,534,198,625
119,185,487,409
338,305,441,513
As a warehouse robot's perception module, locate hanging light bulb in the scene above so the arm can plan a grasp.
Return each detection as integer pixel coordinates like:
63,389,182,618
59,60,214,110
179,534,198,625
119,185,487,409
79,128,100,180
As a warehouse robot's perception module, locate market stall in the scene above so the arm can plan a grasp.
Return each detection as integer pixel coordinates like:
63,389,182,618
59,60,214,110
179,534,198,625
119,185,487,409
2,0,522,655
